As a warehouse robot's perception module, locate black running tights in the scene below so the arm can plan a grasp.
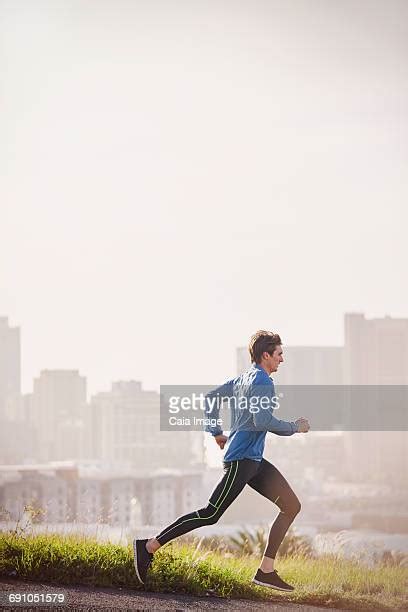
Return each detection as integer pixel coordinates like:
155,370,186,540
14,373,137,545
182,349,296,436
155,458,301,558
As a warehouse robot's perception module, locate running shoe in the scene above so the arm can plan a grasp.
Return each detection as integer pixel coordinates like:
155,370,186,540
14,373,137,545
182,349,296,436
252,568,295,591
133,538,153,585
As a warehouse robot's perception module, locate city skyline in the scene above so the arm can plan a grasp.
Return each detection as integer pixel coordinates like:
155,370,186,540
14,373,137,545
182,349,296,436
3,310,408,398
2,310,407,472
1,310,407,534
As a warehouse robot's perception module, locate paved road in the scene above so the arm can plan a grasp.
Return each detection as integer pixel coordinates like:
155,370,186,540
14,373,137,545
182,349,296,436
0,579,352,611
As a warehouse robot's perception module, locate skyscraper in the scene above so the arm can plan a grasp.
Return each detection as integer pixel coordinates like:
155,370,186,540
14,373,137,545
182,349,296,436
89,380,204,471
344,313,408,487
344,313,408,385
0,317,21,419
32,370,87,462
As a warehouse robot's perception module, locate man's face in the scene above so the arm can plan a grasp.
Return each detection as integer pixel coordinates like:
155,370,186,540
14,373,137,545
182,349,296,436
265,345,284,373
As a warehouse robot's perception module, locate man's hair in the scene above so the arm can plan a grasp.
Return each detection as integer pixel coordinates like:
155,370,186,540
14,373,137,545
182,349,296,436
249,330,282,364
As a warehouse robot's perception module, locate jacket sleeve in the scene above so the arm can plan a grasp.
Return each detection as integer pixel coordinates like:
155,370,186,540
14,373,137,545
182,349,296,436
251,379,298,436
204,379,234,436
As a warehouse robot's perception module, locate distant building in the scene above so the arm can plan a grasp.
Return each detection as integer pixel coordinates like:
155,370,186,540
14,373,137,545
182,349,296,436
344,312,408,385
105,477,136,526
0,317,21,419
0,462,203,527
0,419,38,464
236,345,344,384
31,370,87,462
88,381,158,465
4,392,33,424
88,381,204,471
0,463,76,523
273,347,344,385
148,469,203,526
344,313,408,487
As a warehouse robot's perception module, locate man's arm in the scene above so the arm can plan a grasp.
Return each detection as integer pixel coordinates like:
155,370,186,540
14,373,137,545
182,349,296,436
204,379,234,437
251,380,298,435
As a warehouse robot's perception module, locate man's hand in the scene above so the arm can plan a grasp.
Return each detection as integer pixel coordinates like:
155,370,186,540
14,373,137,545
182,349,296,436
295,417,310,433
214,434,228,449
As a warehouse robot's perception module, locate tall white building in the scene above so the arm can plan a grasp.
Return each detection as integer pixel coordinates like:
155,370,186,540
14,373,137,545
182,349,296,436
344,313,408,487
89,381,204,471
344,313,408,385
89,381,158,466
32,370,87,462
0,317,21,419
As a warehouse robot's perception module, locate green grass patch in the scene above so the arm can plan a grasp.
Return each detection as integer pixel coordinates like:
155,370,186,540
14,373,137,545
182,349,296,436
0,531,407,609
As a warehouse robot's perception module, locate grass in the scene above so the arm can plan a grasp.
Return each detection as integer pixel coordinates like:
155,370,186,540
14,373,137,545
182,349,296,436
0,531,407,610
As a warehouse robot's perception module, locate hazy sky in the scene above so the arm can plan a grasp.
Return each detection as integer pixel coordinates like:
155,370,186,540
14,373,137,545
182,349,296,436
1,0,407,397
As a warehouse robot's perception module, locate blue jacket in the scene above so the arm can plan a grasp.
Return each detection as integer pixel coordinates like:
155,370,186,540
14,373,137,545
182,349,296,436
205,363,298,462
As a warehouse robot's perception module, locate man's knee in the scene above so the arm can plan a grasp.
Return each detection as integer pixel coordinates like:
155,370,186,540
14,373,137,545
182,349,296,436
196,504,221,525
277,495,301,519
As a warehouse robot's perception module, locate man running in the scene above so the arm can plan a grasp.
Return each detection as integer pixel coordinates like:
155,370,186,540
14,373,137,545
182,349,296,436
134,330,310,591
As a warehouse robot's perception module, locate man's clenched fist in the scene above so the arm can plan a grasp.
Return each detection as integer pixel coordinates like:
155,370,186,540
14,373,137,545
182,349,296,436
295,417,310,433
214,434,228,449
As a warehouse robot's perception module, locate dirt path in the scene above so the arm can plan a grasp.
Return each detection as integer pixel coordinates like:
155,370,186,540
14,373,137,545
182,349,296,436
0,578,352,611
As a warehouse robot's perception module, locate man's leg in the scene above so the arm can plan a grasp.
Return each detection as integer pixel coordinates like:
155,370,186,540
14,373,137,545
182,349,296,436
150,459,259,550
134,459,259,582
247,458,300,587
